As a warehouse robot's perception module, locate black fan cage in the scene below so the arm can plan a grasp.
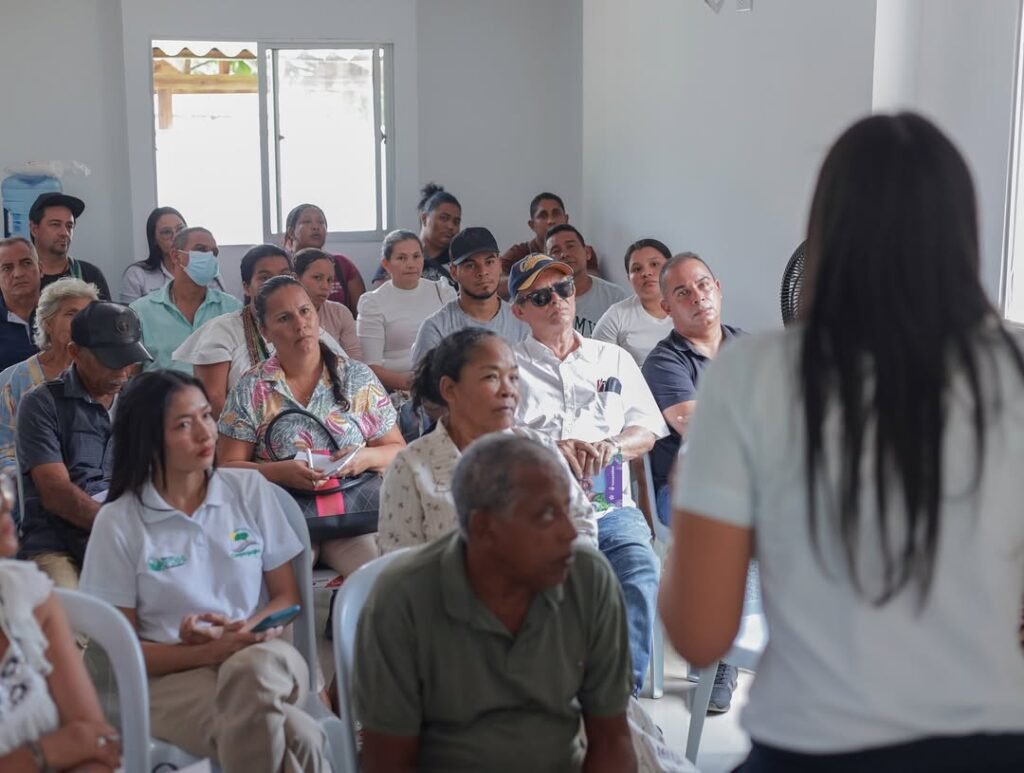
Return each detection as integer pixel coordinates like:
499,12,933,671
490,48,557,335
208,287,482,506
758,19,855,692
780,241,806,326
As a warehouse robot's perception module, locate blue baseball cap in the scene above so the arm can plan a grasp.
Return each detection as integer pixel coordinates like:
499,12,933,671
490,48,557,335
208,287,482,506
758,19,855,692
508,253,572,298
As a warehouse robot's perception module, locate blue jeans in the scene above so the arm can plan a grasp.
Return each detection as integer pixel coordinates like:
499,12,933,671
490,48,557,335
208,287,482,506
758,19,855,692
655,482,671,527
597,506,660,694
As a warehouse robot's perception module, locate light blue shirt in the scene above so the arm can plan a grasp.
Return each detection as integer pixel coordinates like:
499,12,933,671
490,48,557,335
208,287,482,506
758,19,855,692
130,282,242,373
410,298,529,366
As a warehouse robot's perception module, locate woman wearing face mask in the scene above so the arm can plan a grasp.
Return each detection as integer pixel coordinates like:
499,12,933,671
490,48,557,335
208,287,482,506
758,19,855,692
120,207,225,304
357,230,457,392
370,183,462,288
283,204,365,318
0,279,99,512
592,239,674,366
0,470,122,773
377,328,597,553
293,248,362,361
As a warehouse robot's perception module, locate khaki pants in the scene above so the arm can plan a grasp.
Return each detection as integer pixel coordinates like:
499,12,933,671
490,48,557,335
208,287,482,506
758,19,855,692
314,533,378,576
31,551,80,589
149,639,327,773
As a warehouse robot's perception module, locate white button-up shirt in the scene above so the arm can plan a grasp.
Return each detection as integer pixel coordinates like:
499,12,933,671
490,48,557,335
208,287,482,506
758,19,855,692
514,333,669,510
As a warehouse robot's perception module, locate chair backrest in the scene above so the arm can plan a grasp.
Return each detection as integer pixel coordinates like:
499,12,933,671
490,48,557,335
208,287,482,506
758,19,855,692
54,588,150,773
268,483,318,694
331,548,414,768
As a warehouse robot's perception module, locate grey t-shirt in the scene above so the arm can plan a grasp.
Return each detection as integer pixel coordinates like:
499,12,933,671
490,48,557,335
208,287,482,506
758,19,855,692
411,298,530,365
574,277,627,338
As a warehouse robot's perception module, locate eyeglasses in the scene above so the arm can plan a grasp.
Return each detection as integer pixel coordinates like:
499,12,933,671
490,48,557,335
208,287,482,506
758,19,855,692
516,278,575,308
157,226,185,239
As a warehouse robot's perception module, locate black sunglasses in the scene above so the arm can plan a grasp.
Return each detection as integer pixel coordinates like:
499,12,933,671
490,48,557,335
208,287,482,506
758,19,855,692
517,277,575,307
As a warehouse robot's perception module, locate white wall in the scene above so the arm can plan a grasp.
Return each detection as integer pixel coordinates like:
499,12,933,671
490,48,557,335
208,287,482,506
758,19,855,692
0,0,131,290
416,0,583,255
581,0,877,331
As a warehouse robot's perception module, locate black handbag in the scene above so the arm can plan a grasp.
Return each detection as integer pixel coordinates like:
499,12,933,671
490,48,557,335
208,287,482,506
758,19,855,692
261,408,380,540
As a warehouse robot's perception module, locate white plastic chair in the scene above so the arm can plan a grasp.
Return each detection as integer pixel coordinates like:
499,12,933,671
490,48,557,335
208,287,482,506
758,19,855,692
331,548,414,772
149,483,346,772
636,453,666,699
54,588,151,773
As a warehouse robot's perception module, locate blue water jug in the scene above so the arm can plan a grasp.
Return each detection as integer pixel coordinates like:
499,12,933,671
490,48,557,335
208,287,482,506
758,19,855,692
2,174,63,238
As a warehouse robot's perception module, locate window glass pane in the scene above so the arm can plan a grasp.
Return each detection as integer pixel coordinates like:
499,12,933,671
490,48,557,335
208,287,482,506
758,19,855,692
152,41,262,245
274,48,378,233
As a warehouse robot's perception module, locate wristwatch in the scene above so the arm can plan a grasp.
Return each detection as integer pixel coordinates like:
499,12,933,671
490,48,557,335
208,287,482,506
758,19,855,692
27,740,54,773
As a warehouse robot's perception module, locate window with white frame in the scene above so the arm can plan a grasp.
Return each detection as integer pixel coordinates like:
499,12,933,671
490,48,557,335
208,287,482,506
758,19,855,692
152,40,393,246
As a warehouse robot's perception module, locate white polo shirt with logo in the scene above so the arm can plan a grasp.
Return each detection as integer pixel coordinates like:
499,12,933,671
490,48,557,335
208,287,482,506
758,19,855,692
80,468,302,644
513,333,668,512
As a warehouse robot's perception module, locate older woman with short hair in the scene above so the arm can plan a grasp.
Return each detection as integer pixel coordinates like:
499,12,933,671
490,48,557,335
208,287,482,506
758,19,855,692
0,278,99,500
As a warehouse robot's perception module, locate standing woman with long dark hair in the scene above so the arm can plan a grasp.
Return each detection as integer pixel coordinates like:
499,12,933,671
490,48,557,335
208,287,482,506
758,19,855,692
660,113,1024,771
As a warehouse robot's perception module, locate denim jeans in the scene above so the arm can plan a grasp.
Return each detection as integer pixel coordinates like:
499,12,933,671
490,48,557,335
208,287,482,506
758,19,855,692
597,506,660,694
655,482,672,527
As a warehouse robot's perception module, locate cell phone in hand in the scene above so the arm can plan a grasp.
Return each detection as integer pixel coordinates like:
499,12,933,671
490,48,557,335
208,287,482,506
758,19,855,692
323,447,361,477
250,604,301,633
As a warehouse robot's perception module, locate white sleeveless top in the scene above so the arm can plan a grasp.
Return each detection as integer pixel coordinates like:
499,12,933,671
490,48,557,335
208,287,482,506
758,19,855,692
0,560,59,756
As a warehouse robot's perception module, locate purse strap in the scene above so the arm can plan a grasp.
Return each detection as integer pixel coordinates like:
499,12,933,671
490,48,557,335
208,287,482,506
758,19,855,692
262,407,341,462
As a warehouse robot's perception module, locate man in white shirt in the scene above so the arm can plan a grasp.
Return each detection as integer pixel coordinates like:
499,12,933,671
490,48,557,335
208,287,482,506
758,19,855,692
545,225,627,337
509,253,667,694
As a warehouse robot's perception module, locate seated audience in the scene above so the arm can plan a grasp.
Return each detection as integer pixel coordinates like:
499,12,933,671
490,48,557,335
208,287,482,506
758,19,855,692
17,302,152,588
0,470,122,773
0,236,42,372
0,279,99,507
410,227,528,366
294,248,363,360
283,203,365,317
130,226,242,372
356,434,636,773
218,276,404,577
546,225,627,337
80,370,328,772
122,206,203,304
593,238,673,365
641,252,743,713
29,193,110,300
357,230,457,392
370,183,461,288
379,328,596,552
661,113,1024,771
509,253,666,694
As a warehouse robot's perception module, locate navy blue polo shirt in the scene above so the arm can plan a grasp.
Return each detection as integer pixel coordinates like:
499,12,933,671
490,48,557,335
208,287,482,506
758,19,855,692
16,365,115,562
0,292,38,372
641,324,743,487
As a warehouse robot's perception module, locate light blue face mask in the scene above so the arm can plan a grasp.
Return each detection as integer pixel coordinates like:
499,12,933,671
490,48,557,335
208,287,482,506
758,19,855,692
182,250,220,286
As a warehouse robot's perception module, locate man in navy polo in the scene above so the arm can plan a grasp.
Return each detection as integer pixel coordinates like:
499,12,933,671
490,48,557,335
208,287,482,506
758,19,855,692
641,251,743,713
17,301,152,587
0,236,42,372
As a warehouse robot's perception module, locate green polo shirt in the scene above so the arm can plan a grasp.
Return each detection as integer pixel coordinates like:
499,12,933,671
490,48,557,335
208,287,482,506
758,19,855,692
354,532,632,773
129,281,241,373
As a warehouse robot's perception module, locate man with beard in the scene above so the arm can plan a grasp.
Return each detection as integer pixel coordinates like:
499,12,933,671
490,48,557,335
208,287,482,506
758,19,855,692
16,301,151,587
410,227,529,366
29,192,110,300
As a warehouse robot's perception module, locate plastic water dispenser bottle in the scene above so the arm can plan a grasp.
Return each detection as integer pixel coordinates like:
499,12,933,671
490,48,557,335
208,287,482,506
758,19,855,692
2,174,62,238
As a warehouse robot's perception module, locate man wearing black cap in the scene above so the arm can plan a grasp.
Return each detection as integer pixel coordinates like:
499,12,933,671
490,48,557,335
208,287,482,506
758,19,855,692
29,192,111,300
16,301,151,587
410,227,529,365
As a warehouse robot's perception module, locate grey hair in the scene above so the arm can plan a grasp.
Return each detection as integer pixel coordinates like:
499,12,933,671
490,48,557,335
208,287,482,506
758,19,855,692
171,226,213,251
451,434,568,540
658,251,714,297
33,278,99,350
381,229,421,260
0,236,37,259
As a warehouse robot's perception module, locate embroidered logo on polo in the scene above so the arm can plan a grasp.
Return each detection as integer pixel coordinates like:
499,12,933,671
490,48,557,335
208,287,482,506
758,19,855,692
230,529,260,558
147,554,187,572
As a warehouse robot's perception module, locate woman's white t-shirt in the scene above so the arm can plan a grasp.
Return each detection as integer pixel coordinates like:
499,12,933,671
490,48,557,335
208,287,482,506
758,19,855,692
356,279,457,373
675,326,1024,753
592,294,673,366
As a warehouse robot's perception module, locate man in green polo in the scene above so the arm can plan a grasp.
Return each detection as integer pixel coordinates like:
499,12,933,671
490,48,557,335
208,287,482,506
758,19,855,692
354,434,636,773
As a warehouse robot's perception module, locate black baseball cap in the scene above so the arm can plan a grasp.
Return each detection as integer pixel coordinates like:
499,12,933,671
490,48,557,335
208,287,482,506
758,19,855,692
71,302,153,369
449,227,499,266
29,192,86,223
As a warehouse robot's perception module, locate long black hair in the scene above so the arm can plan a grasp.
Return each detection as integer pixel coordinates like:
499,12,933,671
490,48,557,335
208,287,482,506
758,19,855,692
801,112,1024,604
623,238,671,274
254,275,349,411
411,328,499,409
136,206,186,271
108,370,209,501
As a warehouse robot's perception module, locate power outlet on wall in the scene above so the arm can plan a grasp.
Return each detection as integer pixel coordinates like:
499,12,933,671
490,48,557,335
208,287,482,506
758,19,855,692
737,0,753,11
